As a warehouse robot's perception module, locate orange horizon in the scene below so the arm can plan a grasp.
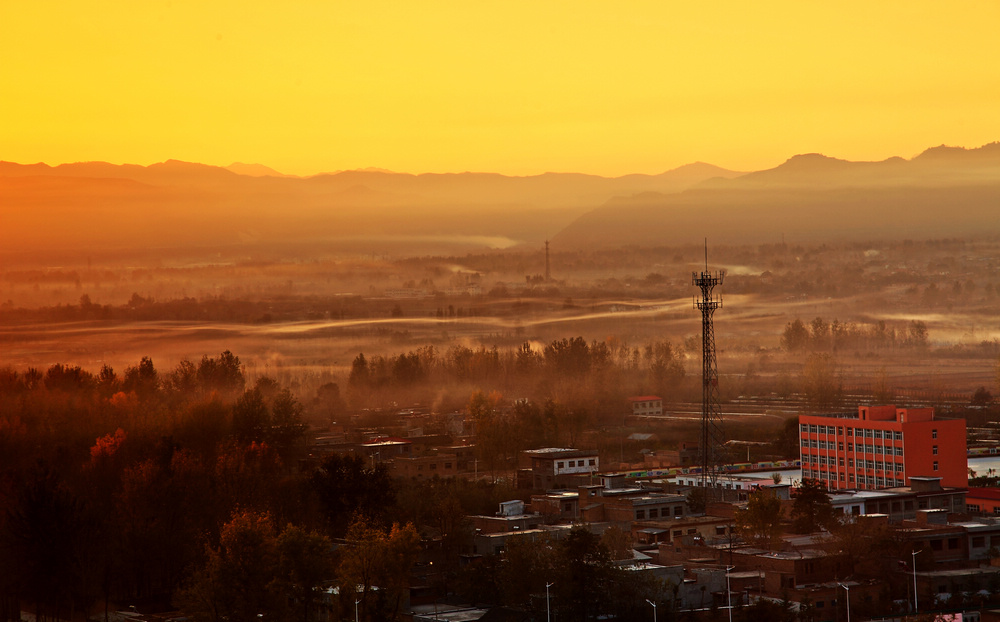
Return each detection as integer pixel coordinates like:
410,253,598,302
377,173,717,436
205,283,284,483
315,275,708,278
2,1,999,178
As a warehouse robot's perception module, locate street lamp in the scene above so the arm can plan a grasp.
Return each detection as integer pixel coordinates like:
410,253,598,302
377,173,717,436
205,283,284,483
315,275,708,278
646,598,657,622
912,549,922,615
838,583,850,622
546,582,554,622
726,566,735,622
354,599,360,622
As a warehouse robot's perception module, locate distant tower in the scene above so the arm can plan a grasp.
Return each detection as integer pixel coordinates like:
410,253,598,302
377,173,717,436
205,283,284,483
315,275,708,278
545,241,551,282
693,241,726,493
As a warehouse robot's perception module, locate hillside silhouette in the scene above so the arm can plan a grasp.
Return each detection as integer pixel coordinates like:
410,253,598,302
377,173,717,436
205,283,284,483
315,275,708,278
554,142,1000,248
0,159,739,257
3,143,999,257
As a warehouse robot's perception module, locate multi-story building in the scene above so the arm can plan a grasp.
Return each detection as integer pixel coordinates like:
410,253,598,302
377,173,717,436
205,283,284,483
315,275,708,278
799,405,966,490
522,448,599,490
627,395,663,417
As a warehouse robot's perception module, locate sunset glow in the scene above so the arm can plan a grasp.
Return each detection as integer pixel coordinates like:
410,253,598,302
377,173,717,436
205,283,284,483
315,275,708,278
2,1,998,176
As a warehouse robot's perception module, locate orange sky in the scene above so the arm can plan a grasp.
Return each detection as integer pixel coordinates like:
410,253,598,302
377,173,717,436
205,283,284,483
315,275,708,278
2,1,998,177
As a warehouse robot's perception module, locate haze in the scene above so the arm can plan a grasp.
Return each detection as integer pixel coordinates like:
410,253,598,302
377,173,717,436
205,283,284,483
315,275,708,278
2,1,999,176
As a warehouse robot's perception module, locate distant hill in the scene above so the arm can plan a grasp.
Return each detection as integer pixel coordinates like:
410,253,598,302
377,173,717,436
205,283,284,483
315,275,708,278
0,159,741,255
553,142,1000,248
226,162,291,177
4,143,998,257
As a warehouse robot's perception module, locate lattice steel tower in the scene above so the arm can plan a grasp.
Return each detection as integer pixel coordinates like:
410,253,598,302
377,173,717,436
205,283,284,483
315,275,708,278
693,243,726,491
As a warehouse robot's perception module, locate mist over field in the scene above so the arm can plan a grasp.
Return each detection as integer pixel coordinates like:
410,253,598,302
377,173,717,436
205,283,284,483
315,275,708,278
3,143,1000,407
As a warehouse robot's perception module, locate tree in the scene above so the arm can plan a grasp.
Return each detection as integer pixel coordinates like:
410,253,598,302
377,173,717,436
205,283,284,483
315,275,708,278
123,356,159,399
802,353,842,411
337,516,420,622
828,517,905,581
790,479,835,533
232,387,270,443
274,525,335,622
310,453,395,536
735,488,783,549
2,467,99,621
972,386,994,408
781,319,810,351
196,350,245,396
178,510,281,622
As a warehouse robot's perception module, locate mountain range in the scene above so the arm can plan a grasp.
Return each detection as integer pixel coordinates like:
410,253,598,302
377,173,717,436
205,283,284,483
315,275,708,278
2,143,998,257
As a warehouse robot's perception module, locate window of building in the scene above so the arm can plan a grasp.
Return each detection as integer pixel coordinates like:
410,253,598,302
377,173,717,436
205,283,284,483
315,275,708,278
973,536,986,547
948,538,959,549
716,526,726,535
894,431,903,440
839,473,845,481
809,425,818,433
839,458,844,467
673,530,682,537
649,508,658,518
865,430,873,438
589,459,596,466
445,462,452,469
895,447,903,456
674,507,683,516
688,528,697,535
636,510,645,519
848,443,853,451
932,446,938,455
874,430,883,439
933,461,939,471
849,474,855,482
430,463,437,470
801,424,808,432
847,428,854,436
838,427,844,435
932,429,937,439
848,459,854,467
838,443,844,451
557,462,564,469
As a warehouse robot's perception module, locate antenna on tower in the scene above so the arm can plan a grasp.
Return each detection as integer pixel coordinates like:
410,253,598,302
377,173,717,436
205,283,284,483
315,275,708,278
693,240,726,494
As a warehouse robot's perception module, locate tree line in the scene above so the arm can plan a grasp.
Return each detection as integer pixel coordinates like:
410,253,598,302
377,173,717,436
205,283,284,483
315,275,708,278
0,351,514,622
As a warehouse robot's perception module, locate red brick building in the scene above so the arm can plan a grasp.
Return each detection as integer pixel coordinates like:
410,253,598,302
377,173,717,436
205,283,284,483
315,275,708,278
799,405,966,491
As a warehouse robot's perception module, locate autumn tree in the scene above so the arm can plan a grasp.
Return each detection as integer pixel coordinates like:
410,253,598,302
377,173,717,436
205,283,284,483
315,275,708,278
1,466,99,621
790,479,835,533
123,356,159,400
781,318,810,351
469,390,513,481
802,353,842,412
178,510,281,622
274,525,335,622
735,488,783,549
337,516,420,622
310,453,395,537
828,517,906,581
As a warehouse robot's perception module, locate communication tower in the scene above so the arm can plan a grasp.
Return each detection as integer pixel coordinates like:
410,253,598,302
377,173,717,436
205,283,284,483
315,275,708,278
692,242,726,492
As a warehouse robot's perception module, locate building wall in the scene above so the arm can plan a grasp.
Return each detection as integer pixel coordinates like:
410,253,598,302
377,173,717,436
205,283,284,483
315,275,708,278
799,406,967,490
